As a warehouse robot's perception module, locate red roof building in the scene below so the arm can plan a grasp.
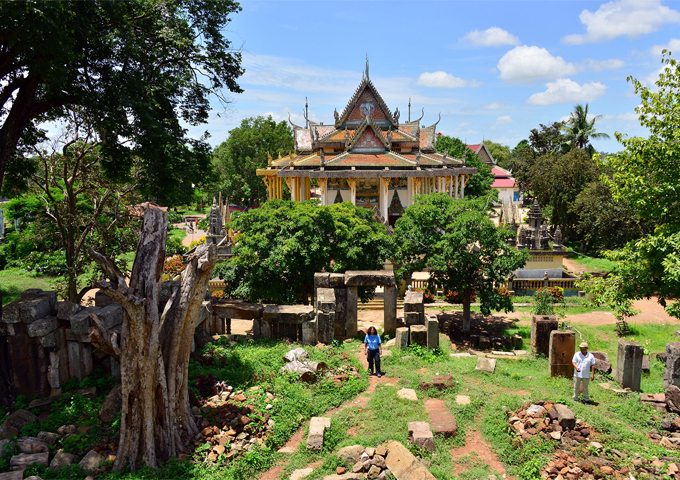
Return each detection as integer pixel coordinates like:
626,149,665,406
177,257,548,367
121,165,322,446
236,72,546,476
466,142,521,203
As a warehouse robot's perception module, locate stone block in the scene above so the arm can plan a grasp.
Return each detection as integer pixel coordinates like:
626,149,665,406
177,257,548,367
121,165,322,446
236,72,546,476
616,340,643,391
395,327,409,349
316,312,334,345
346,286,358,338
0,323,16,335
344,271,395,287
56,301,82,320
475,357,496,374
81,343,93,378
1,300,24,324
592,351,609,362
0,410,37,439
317,288,336,313
196,301,211,327
531,315,558,357
384,285,397,337
50,451,79,468
212,302,264,320
664,343,680,390
594,359,612,374
40,327,65,350
337,445,365,466
94,290,114,307
410,325,427,347
329,273,345,288
642,355,650,373
37,431,58,446
397,388,418,401
384,440,436,480
419,374,454,391
553,404,576,430
20,296,52,323
478,336,491,350
0,470,23,480
17,436,48,454
27,316,58,338
314,272,330,288
260,320,272,339
302,318,317,345
67,341,83,381
263,305,315,324
426,317,439,350
306,417,331,451
69,307,100,336
79,449,105,472
407,421,435,452
548,330,575,378
97,304,124,329
9,452,49,470
404,312,422,327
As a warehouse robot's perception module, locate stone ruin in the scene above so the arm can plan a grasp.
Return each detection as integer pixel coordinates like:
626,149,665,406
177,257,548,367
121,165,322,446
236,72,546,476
393,289,439,350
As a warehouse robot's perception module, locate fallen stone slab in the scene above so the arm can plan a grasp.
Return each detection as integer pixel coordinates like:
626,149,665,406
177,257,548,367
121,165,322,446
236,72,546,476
27,316,58,337
290,467,314,480
283,347,309,363
397,388,418,401
37,432,58,446
322,473,363,480
306,417,331,451
0,471,23,480
10,452,49,470
384,440,436,480
0,410,38,440
79,449,105,472
418,374,454,391
475,357,496,374
455,395,470,405
407,421,435,452
344,271,395,287
50,451,79,469
213,302,264,320
424,398,458,438
491,350,514,356
450,352,473,357
513,350,529,356
17,436,48,453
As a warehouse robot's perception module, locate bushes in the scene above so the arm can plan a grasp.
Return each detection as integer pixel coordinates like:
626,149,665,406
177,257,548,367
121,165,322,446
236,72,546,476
532,287,565,316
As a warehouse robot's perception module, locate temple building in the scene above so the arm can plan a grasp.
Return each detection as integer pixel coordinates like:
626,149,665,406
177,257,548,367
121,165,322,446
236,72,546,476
257,61,477,226
466,141,521,204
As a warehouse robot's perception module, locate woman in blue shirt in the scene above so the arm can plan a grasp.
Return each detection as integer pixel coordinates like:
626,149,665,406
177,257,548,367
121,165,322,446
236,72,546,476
363,326,383,377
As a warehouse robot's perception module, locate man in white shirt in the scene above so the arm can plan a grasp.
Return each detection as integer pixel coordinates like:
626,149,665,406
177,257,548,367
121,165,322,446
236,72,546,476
572,341,596,404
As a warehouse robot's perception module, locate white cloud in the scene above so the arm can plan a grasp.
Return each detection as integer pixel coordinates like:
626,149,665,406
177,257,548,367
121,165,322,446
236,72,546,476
497,46,577,83
603,111,640,122
527,79,608,105
458,122,471,127
483,102,506,110
496,115,513,125
562,0,680,45
584,58,625,71
417,71,469,89
460,27,520,47
651,38,680,56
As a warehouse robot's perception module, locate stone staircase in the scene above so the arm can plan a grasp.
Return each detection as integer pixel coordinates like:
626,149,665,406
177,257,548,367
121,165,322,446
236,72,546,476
358,293,404,311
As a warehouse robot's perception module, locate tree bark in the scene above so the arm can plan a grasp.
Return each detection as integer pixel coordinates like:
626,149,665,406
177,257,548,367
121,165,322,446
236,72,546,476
89,205,217,471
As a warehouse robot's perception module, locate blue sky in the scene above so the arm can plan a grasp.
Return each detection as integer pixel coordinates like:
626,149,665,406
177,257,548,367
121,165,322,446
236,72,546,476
189,0,680,153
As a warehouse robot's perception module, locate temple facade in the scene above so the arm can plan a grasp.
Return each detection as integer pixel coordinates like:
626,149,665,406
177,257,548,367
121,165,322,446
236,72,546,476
257,62,477,225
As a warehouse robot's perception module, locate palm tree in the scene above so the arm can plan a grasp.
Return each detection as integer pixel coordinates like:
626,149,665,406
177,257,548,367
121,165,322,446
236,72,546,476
561,104,610,155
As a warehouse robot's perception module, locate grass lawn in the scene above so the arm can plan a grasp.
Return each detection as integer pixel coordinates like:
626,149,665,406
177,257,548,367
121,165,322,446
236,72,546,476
0,268,56,305
178,206,209,216
567,252,617,274
168,227,187,243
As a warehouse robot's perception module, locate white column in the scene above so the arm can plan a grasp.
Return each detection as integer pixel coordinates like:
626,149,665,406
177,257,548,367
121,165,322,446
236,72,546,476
454,175,459,199
380,177,390,222
461,175,466,199
290,178,297,201
348,178,357,205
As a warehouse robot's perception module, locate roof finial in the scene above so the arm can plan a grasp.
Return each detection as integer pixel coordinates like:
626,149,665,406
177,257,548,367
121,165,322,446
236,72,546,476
408,97,411,122
305,97,309,129
365,54,369,79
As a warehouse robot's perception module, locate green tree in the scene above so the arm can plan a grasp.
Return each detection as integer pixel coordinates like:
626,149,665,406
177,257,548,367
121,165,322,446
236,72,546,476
483,140,512,169
529,122,566,155
528,149,600,236
214,200,392,304
393,194,529,332
572,181,652,254
580,53,680,319
0,0,244,202
212,116,294,207
561,104,610,155
434,135,495,199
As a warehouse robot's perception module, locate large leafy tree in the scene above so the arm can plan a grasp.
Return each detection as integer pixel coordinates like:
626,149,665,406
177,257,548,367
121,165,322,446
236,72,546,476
581,53,680,319
215,200,392,304
483,140,511,169
393,194,529,332
0,1,244,203
211,116,294,207
434,135,495,199
561,104,610,155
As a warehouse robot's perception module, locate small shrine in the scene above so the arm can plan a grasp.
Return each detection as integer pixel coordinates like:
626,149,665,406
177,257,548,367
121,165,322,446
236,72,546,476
257,59,477,226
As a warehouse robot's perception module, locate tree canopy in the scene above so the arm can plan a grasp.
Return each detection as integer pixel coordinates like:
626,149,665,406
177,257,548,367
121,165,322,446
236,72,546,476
482,140,511,169
434,135,495,199
393,194,529,331
0,1,244,204
211,116,294,207
214,200,392,304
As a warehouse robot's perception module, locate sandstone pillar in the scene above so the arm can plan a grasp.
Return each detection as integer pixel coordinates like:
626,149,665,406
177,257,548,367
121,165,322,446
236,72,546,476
395,327,409,349
410,325,427,347
380,177,390,223
346,286,358,338
290,177,297,201
616,340,643,391
663,342,680,389
531,315,558,357
404,290,424,326
348,178,357,205
384,285,397,337
461,175,466,198
318,178,328,206
548,330,575,378
316,288,336,344
426,316,439,350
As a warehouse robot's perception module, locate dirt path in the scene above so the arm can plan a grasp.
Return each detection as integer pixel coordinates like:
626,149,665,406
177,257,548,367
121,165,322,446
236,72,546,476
451,430,512,478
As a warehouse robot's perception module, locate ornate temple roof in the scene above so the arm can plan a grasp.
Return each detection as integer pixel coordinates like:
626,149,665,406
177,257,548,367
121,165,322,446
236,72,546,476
259,61,477,179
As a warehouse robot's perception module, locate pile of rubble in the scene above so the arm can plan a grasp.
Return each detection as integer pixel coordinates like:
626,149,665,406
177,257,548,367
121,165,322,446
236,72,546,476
280,347,360,386
542,450,632,479
332,441,435,480
507,401,597,446
195,385,276,462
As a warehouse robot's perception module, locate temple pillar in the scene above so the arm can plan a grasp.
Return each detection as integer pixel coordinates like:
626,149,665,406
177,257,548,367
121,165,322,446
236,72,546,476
380,177,391,222
454,175,459,199
318,178,328,206
461,175,467,199
348,178,357,205
407,177,415,203
290,177,298,201
414,178,422,196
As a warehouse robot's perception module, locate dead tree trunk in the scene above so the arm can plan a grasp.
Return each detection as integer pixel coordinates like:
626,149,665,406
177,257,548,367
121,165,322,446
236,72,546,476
88,205,217,471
